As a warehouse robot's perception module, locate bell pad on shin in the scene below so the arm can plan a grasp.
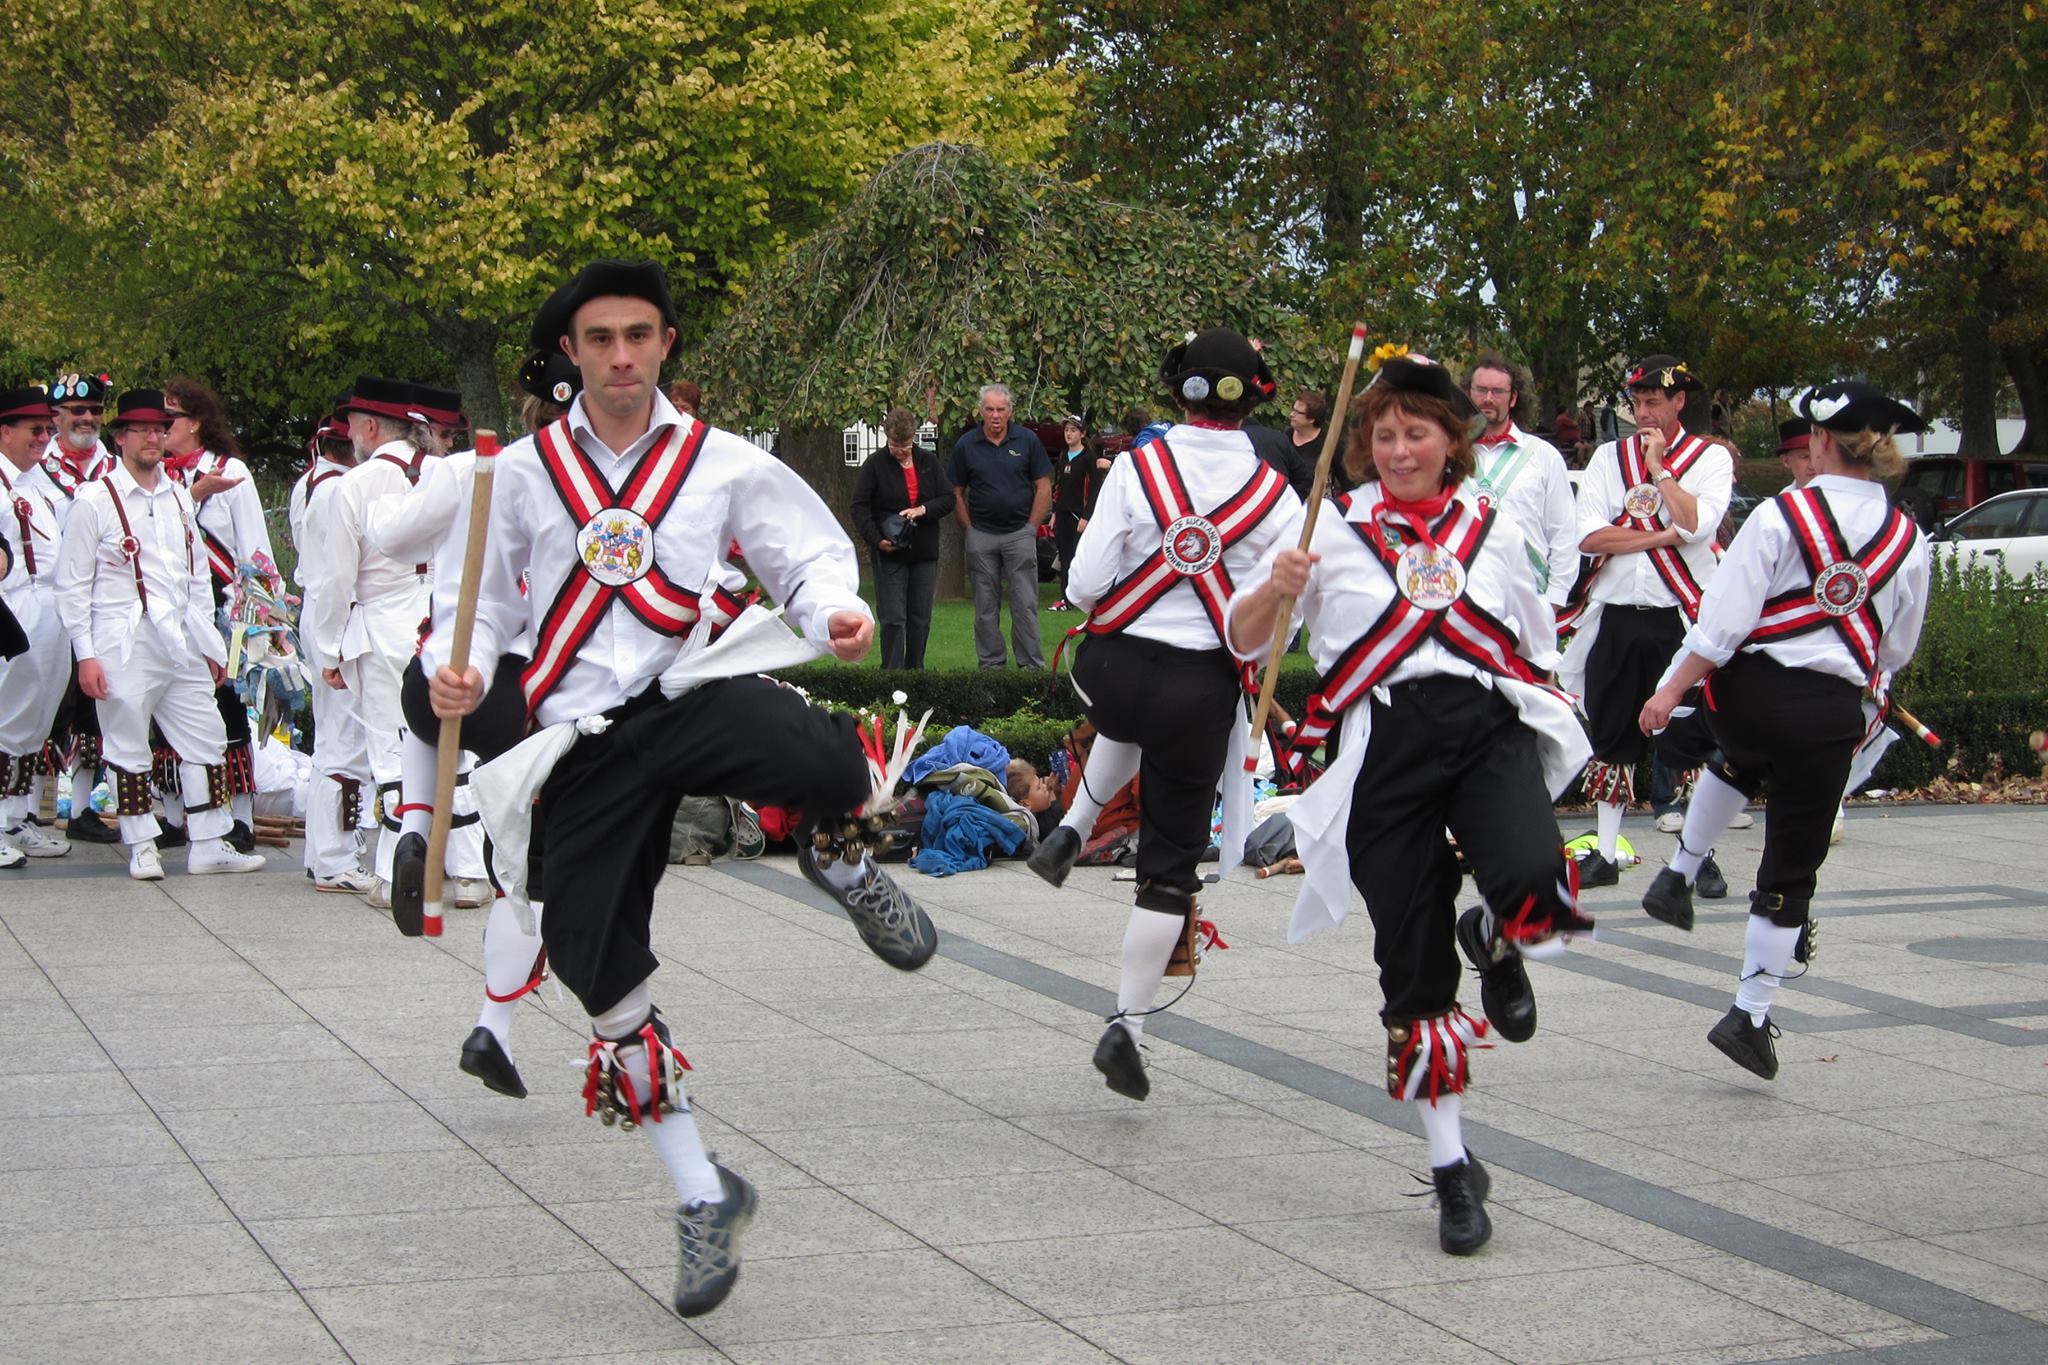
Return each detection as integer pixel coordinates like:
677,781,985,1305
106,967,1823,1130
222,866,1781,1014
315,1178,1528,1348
1385,1007,1490,1103
583,1009,692,1130
111,765,154,817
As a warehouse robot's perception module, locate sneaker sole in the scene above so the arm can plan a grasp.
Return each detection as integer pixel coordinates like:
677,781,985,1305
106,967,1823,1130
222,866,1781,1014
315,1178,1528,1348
390,835,428,937
188,862,265,875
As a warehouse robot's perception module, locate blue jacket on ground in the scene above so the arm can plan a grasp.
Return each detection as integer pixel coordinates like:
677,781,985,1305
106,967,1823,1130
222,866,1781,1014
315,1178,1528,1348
903,728,1010,787
912,791,1028,876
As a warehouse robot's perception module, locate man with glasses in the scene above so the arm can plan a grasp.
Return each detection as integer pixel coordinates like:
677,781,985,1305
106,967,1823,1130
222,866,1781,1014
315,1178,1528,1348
1465,352,1579,608
54,390,265,879
40,371,113,496
0,388,72,861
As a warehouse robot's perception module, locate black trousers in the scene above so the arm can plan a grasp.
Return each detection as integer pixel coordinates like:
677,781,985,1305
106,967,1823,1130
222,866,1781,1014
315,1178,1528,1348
401,654,531,764
1345,677,1570,1022
538,676,868,1015
1705,652,1863,910
1055,513,1083,600
1073,631,1240,896
1583,604,1686,765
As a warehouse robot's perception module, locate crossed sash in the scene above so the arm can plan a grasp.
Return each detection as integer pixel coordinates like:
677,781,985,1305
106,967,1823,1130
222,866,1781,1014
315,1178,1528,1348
1082,437,1290,650
1744,487,1918,680
1290,495,1560,763
521,417,709,713
1557,431,1712,635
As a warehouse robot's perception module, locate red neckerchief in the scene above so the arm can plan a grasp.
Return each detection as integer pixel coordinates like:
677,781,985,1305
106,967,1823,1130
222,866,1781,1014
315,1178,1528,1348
1474,427,1514,449
1181,417,1238,431
1366,484,1457,556
162,451,204,479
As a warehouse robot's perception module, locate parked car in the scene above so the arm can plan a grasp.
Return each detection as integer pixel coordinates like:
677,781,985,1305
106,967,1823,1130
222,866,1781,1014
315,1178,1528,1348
1927,489,2048,582
1895,455,2048,529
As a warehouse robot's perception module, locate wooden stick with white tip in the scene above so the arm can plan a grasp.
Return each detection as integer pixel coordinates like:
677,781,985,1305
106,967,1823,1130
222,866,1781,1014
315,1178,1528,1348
1245,323,1368,770
422,430,500,938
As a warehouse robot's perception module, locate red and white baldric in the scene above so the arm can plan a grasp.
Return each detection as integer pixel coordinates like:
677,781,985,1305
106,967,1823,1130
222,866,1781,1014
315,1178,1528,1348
1557,431,1714,634
1743,487,1918,680
521,418,709,713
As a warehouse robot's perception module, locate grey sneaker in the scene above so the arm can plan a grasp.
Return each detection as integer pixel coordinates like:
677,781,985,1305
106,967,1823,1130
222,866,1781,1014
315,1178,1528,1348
673,1162,757,1318
799,847,936,970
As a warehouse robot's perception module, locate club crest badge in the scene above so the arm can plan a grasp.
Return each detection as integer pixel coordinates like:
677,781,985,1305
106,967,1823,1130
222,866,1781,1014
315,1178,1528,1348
117,534,141,561
577,509,654,586
1162,514,1222,577
1623,481,1663,520
1814,560,1869,617
1397,542,1466,610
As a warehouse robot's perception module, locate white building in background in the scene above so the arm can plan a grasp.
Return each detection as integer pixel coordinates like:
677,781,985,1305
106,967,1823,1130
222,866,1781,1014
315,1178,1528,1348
737,422,942,466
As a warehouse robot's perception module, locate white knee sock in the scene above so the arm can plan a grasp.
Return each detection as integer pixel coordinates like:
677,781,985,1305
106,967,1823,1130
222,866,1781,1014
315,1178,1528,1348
398,731,437,841
1736,917,1802,1025
1115,908,1184,1040
1063,737,1141,841
230,793,253,828
1416,1093,1467,1168
1672,771,1746,881
477,897,542,1045
592,985,724,1208
1596,801,1624,860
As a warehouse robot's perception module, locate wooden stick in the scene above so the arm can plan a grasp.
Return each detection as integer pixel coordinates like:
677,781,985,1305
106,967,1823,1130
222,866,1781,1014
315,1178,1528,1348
1245,323,1369,770
422,430,500,937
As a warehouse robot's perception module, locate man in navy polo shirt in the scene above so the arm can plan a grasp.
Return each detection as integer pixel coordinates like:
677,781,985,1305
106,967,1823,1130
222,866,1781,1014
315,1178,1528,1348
950,384,1051,669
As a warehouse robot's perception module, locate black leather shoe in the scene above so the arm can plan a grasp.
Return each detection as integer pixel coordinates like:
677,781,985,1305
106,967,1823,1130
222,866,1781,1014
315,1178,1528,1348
1026,825,1082,888
1576,850,1619,887
459,1026,528,1099
1433,1154,1493,1255
1093,1022,1149,1101
1641,868,1696,931
66,809,120,844
1708,1006,1780,1080
390,832,428,937
155,821,188,849
1456,906,1535,1043
1696,854,1729,900
225,820,257,855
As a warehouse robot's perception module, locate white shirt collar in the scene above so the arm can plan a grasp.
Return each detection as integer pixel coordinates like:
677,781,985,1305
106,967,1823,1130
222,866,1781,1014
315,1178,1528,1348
566,390,688,463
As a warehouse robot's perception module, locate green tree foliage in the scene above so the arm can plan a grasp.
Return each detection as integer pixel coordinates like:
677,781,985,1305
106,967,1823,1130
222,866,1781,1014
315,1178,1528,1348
0,0,1068,433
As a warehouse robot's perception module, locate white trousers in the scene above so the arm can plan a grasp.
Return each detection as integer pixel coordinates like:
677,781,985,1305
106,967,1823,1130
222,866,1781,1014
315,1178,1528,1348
97,625,230,844
305,672,371,880
341,590,427,882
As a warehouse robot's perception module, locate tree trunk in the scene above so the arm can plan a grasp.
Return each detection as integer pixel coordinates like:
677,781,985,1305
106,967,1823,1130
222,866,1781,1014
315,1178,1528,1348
427,314,506,434
1956,302,1999,460
2002,342,2046,455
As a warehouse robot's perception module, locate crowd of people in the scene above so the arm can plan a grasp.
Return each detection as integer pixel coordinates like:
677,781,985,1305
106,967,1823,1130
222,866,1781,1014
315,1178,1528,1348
0,262,1933,1312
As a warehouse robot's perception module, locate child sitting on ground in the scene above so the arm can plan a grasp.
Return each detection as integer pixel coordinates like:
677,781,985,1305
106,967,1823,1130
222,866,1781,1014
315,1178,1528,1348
1005,758,1065,841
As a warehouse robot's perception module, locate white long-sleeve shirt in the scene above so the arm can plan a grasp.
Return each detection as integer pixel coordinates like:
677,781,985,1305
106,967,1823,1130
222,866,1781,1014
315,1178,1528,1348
1679,475,1928,687
1472,422,1579,606
1066,424,1304,650
55,463,222,667
0,458,63,597
176,450,277,581
304,440,432,667
467,392,868,727
1574,433,1732,608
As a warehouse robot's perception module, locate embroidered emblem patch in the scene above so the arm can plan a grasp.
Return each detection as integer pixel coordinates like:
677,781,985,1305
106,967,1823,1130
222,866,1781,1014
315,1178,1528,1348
576,508,654,586
1814,561,1870,617
1623,481,1663,521
1397,542,1466,610
1162,514,1222,576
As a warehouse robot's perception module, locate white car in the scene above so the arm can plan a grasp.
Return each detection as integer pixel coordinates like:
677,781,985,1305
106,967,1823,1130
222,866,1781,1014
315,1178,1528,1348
1928,489,2048,582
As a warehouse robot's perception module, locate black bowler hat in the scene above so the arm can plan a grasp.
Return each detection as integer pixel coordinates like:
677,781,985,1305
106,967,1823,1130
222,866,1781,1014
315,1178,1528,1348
339,375,426,424
107,389,174,426
1624,354,1704,393
519,350,582,405
1775,417,1811,454
0,388,54,422
412,383,466,429
45,371,109,404
1160,327,1276,406
529,260,677,352
1369,351,1479,421
1795,381,1929,436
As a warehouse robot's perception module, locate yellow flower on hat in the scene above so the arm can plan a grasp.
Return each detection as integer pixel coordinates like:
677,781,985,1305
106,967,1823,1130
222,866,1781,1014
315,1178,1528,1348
1367,342,1411,373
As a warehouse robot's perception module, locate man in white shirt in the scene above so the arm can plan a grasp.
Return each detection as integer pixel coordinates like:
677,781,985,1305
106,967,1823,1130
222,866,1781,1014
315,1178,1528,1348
1464,352,1578,607
54,390,265,879
0,388,72,861
430,259,935,1319
1558,355,1733,886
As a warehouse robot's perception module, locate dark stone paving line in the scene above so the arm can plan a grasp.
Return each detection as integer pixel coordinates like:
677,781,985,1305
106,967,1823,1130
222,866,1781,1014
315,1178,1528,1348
720,860,2048,1354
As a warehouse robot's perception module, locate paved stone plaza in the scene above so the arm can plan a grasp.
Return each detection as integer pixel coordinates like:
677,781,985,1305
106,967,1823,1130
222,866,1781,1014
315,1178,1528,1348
2,805,2046,1363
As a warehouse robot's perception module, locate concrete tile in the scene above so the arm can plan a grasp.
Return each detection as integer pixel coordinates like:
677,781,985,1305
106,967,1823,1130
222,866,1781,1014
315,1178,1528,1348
0,1020,112,1076
754,1117,1084,1186
249,1204,606,1288
1845,1236,2048,1314
1846,1095,2048,1158
0,1069,150,1120
306,1271,700,1364
37,958,275,996
767,989,1045,1037
683,1034,900,1080
720,1320,1116,1364
159,1098,465,1162
1235,1097,1416,1150
66,987,315,1031
841,1167,1210,1247
837,1024,1102,1075
1933,1222,2048,1284
1113,1146,1423,1225
1762,1159,2048,1237
0,1112,186,1171
0,1291,348,1363
922,1063,1236,1119
1664,1250,1920,1337
677,1247,1037,1347
554,1184,921,1269
0,1220,287,1305
1514,1196,1722,1262
1015,1105,1343,1166
201,1149,529,1220
0,1159,231,1230
487,1132,816,1205
91,1021,358,1069
1068,1291,1501,1365
1610,1113,1969,1181
1375,1261,1818,1365
949,1224,1344,1318
124,1057,400,1111
1243,1202,1632,1290
1671,1180,1896,1245
696,1072,982,1132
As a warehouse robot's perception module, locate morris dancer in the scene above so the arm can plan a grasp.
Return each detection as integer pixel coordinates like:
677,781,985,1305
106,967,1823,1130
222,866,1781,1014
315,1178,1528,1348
38,371,118,843
0,389,71,860
1229,352,1594,1255
1639,382,1929,1080
1558,354,1732,887
431,260,937,1315
1027,328,1299,1101
54,390,265,879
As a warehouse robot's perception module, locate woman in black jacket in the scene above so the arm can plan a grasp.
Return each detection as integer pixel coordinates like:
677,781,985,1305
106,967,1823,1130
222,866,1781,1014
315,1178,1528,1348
1052,415,1110,608
851,407,955,668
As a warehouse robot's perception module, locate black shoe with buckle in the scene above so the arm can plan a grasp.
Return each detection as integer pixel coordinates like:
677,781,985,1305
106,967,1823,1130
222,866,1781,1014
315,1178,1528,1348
390,832,427,937
67,809,120,844
1432,1154,1493,1255
1641,868,1696,931
1026,825,1082,888
1707,1006,1780,1080
1576,850,1619,888
1456,906,1535,1043
1093,1021,1149,1101
459,1026,528,1099
673,1162,757,1318
1696,854,1729,900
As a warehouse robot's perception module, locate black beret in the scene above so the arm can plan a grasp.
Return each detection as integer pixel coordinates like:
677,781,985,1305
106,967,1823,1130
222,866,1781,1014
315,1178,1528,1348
529,260,677,352
1160,327,1276,405
1370,354,1479,421
1795,381,1929,436
518,350,582,405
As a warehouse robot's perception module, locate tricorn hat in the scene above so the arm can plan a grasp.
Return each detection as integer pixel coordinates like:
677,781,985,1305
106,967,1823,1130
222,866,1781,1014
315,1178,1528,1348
1795,381,1929,436
107,389,174,426
1623,354,1704,393
529,259,678,353
518,350,582,406
0,388,54,423
1160,327,1276,406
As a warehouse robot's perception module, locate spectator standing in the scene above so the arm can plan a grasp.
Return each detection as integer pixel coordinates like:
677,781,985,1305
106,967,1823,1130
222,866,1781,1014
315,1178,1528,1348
852,408,954,669
1464,352,1579,608
1051,415,1108,609
949,384,1051,669
1282,390,1341,500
